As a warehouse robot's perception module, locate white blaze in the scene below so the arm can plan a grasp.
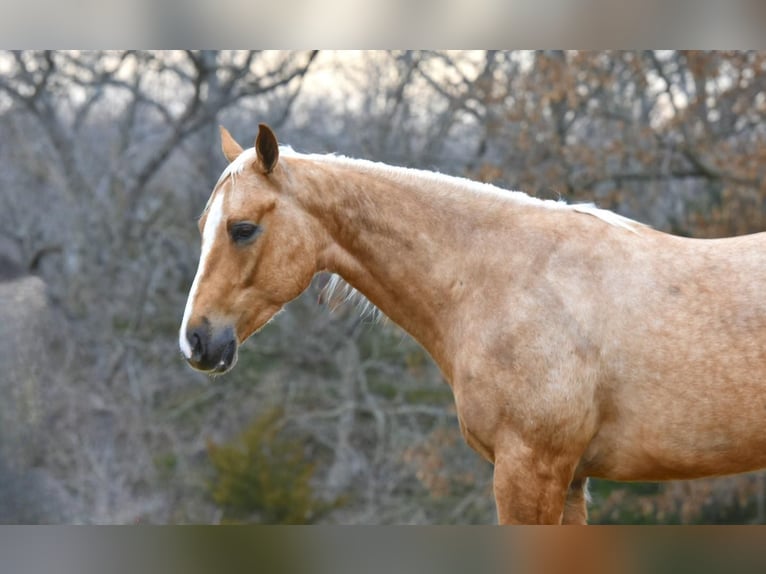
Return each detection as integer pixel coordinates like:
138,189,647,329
179,192,225,358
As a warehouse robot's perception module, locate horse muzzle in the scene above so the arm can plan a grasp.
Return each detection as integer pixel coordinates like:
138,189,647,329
182,320,238,374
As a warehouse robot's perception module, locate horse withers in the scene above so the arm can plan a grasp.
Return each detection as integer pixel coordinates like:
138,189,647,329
180,124,766,524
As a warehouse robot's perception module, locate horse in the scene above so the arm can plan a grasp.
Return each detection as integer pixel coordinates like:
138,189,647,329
180,123,766,524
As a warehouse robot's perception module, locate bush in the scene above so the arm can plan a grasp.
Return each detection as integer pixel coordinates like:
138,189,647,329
207,407,345,524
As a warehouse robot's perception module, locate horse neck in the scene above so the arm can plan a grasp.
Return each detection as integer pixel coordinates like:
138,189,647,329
291,157,506,373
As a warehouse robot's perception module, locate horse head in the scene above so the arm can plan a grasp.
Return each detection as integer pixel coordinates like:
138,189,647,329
179,124,324,373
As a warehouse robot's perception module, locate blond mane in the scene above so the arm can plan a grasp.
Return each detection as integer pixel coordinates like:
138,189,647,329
219,146,642,233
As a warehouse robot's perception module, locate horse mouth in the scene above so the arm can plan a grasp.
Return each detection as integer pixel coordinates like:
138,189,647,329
210,339,238,374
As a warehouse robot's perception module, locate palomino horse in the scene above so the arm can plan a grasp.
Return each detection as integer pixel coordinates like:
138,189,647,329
180,124,766,524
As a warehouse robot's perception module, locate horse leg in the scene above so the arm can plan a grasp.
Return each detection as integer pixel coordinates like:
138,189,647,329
492,440,577,524
561,478,589,525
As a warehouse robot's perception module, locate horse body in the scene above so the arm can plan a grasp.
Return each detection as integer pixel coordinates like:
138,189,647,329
581,231,766,482
180,124,766,524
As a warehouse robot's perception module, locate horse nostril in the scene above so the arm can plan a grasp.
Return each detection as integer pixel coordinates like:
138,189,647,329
188,328,205,362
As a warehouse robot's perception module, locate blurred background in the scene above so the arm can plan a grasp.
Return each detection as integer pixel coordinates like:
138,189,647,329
1,50,766,524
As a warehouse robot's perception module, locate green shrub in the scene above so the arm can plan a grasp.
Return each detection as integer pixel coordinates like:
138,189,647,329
207,408,344,523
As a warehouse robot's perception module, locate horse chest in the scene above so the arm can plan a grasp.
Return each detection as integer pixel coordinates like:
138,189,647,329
457,414,496,463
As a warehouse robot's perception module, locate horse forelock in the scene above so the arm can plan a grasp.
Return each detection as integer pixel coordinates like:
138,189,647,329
216,148,258,189
215,145,300,189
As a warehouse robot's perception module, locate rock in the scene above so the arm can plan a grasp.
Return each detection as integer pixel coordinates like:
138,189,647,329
0,272,71,521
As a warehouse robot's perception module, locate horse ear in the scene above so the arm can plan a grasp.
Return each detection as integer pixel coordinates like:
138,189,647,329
255,123,279,174
220,126,244,163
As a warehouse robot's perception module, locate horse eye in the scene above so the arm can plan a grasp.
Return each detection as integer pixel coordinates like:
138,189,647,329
229,222,261,244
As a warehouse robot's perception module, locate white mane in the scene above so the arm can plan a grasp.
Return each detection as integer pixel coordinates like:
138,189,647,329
218,145,641,233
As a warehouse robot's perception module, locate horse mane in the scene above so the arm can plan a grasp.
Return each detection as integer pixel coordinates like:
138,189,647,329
321,273,384,324
218,145,642,234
